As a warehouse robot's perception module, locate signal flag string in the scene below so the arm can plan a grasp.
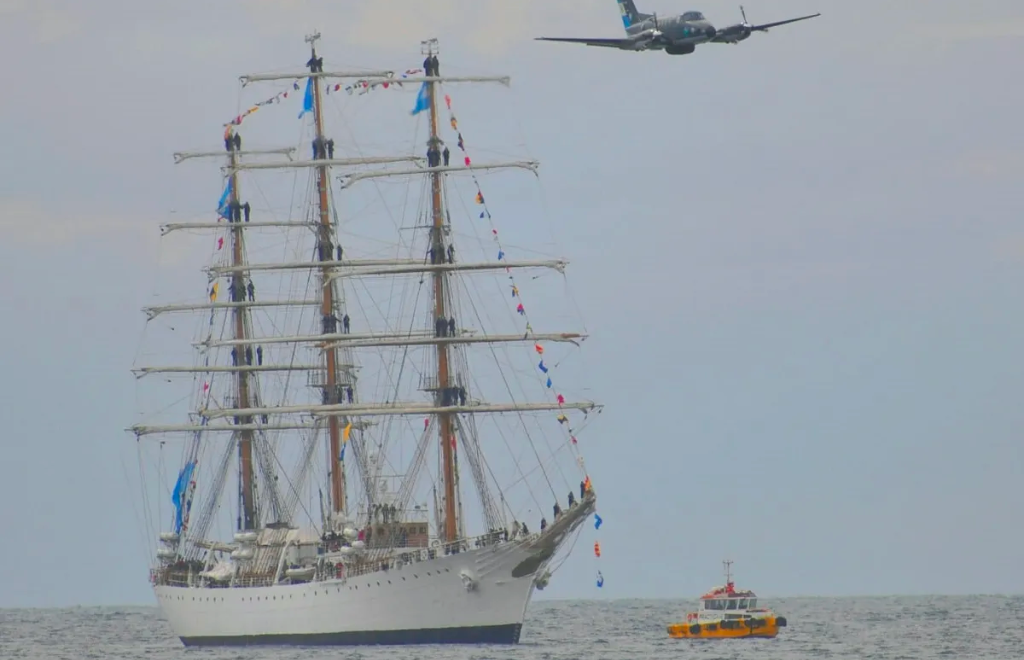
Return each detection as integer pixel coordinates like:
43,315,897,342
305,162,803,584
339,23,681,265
441,89,605,588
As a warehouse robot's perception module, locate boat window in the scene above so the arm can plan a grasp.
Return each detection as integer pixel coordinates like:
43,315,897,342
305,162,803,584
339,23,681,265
738,598,748,609
748,599,757,609
726,599,738,610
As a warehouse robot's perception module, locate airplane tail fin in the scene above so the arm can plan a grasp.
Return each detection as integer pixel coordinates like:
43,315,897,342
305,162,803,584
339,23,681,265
616,0,643,30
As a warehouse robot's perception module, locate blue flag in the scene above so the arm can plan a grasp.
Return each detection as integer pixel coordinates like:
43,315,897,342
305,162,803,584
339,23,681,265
410,82,429,115
298,77,314,118
596,571,604,588
171,461,196,534
216,179,233,219
594,513,603,530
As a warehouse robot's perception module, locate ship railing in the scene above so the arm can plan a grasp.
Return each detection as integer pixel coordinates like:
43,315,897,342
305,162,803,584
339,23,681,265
320,529,541,581
151,529,546,589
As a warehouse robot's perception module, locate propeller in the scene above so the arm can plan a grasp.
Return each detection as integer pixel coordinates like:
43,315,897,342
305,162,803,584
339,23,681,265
651,12,662,36
734,5,753,39
643,12,664,43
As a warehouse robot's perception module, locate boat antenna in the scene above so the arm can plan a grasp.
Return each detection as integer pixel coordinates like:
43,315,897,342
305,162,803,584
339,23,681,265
305,31,348,517
723,559,734,589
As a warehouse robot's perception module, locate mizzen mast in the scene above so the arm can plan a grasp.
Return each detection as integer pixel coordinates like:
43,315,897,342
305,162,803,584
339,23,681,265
422,38,459,544
170,134,295,533
226,127,258,531
305,31,347,516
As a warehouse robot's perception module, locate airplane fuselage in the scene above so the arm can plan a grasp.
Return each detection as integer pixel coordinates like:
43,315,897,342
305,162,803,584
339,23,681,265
534,2,819,56
625,15,718,51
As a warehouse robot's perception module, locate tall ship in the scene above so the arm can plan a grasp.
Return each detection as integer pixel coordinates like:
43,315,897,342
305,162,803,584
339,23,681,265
128,34,602,646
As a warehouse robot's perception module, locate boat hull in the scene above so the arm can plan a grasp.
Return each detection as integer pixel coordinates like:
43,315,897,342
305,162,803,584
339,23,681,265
667,615,786,640
156,541,539,647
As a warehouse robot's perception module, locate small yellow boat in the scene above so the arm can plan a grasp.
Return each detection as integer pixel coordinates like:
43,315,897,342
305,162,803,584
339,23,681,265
667,561,787,639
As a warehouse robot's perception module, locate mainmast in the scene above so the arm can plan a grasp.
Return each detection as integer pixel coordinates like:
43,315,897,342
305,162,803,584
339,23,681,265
306,32,347,516
423,38,458,544
227,129,257,531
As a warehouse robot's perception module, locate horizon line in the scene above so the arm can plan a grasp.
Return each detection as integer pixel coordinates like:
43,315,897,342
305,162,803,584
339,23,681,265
4,592,1022,610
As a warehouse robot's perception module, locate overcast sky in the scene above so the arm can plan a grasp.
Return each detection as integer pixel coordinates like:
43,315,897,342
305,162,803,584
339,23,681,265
1,0,1023,608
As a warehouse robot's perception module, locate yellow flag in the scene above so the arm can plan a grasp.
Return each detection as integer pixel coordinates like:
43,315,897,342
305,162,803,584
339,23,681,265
209,282,219,302
343,422,352,442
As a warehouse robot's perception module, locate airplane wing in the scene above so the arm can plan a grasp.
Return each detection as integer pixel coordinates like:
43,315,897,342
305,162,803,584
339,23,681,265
534,37,639,49
749,13,820,31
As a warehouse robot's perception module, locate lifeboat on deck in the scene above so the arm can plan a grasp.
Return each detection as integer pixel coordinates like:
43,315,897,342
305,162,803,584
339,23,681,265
667,561,787,640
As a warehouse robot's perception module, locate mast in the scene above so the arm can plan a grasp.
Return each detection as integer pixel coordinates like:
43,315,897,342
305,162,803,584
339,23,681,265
136,49,600,553
227,130,257,531
423,38,458,544
306,31,347,516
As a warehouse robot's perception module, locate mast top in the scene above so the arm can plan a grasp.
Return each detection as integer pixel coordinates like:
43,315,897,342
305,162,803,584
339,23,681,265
723,559,734,587
421,38,439,55
306,31,323,73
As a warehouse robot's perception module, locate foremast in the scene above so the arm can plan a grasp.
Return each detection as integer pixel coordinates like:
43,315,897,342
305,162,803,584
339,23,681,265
304,31,348,517
423,39,459,544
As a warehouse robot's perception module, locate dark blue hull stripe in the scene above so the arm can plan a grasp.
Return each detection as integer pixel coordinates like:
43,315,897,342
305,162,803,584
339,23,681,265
180,623,522,647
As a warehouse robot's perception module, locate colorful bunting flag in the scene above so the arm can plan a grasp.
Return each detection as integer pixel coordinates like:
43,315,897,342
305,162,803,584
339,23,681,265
443,89,607,587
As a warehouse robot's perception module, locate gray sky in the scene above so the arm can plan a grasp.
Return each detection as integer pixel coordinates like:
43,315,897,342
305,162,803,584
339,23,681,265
1,0,1023,607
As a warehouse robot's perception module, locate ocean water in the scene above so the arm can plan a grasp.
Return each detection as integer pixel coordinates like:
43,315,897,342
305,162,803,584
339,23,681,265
2,596,1022,659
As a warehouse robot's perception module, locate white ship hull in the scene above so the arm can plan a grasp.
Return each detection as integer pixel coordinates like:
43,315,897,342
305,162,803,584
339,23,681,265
156,539,541,646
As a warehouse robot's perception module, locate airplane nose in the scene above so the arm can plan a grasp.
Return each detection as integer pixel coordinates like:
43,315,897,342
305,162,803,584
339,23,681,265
705,25,716,38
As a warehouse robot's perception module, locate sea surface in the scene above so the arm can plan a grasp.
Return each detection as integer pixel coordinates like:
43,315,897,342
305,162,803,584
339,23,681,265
2,596,1022,659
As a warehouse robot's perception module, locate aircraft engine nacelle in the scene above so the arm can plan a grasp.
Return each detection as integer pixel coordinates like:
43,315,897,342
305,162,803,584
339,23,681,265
631,29,662,50
716,25,752,43
665,43,697,55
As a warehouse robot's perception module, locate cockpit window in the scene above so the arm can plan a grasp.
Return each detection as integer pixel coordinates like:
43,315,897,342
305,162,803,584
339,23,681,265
682,11,705,21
